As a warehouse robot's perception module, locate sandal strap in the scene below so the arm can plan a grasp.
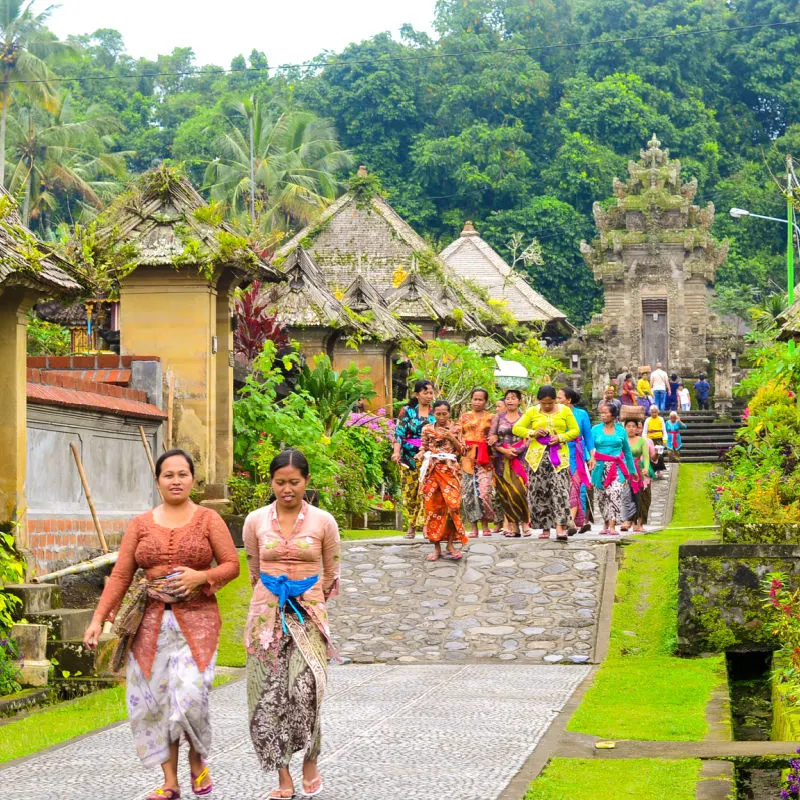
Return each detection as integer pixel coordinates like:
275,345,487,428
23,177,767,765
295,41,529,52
192,767,210,787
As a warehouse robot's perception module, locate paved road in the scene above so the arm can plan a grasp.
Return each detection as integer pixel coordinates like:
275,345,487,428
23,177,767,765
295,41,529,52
3,664,590,800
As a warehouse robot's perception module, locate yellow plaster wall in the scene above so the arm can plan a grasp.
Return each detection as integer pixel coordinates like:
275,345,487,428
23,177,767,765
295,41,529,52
0,288,36,545
119,268,217,484
332,343,393,412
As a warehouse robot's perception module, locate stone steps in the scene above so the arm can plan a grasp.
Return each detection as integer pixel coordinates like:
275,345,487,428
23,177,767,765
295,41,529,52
47,633,116,677
6,583,61,617
29,608,95,640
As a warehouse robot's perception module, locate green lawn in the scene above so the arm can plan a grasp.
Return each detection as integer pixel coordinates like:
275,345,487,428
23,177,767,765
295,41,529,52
567,464,725,741
525,758,702,800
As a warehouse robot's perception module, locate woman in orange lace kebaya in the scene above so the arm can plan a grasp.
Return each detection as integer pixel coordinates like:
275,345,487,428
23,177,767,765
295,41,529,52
419,399,468,562
243,449,340,800
459,388,496,537
83,449,239,800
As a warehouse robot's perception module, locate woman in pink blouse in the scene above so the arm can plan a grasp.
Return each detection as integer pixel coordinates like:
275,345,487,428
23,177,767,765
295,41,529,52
83,449,239,800
243,449,341,800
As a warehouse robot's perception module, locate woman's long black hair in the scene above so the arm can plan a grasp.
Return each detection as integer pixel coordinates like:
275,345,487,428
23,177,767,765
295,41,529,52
408,379,433,409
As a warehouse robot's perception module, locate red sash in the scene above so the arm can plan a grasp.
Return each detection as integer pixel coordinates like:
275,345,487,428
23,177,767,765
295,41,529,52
596,451,641,493
465,440,491,466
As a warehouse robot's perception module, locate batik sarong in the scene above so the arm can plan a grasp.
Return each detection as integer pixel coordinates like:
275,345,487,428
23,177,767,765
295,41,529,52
422,461,467,545
494,457,530,525
527,456,571,529
400,467,425,530
460,464,496,523
570,471,589,527
247,613,328,772
596,464,624,522
126,610,215,768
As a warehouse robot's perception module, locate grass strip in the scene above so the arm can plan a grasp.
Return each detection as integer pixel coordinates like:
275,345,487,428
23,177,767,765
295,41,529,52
525,757,702,800
0,672,237,764
567,463,725,741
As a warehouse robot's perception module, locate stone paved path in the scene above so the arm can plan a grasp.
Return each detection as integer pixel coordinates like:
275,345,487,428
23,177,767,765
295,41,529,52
2,664,590,800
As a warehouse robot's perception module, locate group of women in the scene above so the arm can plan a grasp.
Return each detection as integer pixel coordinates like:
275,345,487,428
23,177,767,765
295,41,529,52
83,447,337,800
394,380,651,559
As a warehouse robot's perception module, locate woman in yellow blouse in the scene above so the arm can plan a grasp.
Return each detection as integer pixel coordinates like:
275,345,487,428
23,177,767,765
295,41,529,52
513,385,579,542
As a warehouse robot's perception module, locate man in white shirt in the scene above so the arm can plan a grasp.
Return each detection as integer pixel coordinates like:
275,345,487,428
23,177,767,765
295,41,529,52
650,362,670,411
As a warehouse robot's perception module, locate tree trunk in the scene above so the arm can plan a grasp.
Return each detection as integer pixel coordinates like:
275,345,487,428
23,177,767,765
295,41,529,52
0,84,8,190
22,169,30,225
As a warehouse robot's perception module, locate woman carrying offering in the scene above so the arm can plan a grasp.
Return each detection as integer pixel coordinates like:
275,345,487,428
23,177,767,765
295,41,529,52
243,449,340,800
459,388,497,537
419,400,468,561
589,404,637,536
620,418,651,532
82,449,240,800
666,411,688,462
513,385,579,542
489,389,532,537
392,379,435,539
557,387,594,535
621,373,638,406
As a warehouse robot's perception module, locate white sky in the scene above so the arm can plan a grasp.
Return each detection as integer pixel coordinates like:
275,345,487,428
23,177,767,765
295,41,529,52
45,0,439,69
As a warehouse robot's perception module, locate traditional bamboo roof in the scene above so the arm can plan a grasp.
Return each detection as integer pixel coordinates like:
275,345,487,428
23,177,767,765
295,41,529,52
99,165,280,280
263,247,369,333
341,274,424,344
440,221,569,328
274,170,499,330
777,295,800,341
0,191,80,295
384,271,450,323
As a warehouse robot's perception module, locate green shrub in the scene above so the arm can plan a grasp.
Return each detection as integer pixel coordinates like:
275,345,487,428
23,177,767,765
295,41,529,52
0,637,21,696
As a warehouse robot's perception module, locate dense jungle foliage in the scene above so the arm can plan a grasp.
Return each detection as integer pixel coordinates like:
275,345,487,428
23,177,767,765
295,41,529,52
4,0,800,323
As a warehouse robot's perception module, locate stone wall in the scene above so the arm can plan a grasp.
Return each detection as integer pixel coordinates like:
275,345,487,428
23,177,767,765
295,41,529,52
677,541,800,655
26,404,160,574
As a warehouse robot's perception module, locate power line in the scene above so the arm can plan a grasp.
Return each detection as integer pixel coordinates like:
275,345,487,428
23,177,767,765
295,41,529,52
9,18,800,86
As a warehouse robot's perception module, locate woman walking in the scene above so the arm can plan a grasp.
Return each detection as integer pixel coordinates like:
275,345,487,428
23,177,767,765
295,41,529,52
557,387,594,534
620,418,651,532
419,400,468,561
589,404,637,536
459,388,496,537
243,449,341,800
513,385,579,542
489,389,532,537
392,379,435,539
666,411,688,462
643,404,668,478
83,450,239,800
667,373,681,412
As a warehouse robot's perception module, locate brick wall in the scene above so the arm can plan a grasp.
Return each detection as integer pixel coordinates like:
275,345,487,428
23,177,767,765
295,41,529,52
27,518,128,575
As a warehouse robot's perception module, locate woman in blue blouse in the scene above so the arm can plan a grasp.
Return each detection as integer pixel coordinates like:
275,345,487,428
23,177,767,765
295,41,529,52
589,402,637,536
665,411,688,462
392,380,435,539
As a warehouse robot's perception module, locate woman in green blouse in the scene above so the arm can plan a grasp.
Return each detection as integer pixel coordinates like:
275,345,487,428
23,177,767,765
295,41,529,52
512,385,579,542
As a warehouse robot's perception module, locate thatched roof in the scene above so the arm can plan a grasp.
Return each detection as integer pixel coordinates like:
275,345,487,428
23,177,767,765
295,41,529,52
777,295,800,340
341,274,424,344
99,165,280,280
0,191,80,295
440,222,570,330
263,247,369,332
273,174,499,331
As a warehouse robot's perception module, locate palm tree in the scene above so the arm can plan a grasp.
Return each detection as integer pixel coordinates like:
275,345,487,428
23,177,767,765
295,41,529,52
0,1,62,188
204,97,353,234
6,92,129,230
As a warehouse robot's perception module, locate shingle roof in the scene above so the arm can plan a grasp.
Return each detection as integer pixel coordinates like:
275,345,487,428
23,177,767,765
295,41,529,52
99,165,279,280
274,185,498,330
0,190,80,295
341,274,424,344
439,222,568,325
263,247,369,332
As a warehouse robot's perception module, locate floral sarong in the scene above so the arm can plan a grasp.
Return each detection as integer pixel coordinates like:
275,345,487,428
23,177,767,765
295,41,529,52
247,612,328,772
422,459,467,545
126,610,215,768
460,463,496,523
400,467,426,530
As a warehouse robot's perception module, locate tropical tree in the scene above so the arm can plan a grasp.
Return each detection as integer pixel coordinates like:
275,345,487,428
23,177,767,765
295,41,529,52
5,92,128,230
0,0,63,187
204,97,353,234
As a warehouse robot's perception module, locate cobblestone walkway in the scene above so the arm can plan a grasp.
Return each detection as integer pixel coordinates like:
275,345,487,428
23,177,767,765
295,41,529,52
2,663,590,800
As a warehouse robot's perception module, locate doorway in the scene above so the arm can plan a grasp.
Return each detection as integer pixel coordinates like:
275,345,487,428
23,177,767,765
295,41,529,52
642,297,668,367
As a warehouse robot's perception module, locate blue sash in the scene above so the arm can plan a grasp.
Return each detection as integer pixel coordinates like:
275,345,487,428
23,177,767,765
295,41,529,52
260,573,319,633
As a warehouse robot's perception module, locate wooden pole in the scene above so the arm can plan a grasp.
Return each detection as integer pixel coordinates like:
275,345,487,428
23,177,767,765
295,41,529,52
69,443,109,553
139,426,157,478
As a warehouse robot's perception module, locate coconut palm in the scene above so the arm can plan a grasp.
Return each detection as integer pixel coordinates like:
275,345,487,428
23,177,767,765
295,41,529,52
6,92,129,230
204,97,353,234
0,0,64,188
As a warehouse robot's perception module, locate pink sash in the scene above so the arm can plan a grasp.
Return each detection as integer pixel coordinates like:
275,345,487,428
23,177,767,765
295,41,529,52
596,451,641,493
574,439,591,489
535,436,562,468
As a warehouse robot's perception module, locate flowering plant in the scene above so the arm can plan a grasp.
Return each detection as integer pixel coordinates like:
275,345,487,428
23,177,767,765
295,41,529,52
781,749,800,799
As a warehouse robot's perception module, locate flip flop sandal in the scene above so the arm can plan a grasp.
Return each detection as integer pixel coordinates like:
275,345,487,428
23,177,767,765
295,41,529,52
481,529,493,536
467,531,479,538
302,776,324,798
268,790,295,800
538,531,551,539
503,530,521,537
600,529,619,536
443,550,463,560
404,531,416,539
426,552,441,561
190,763,213,796
147,789,181,800
556,534,569,542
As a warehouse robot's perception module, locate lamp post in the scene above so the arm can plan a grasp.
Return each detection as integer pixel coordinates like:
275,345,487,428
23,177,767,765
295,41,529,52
730,205,800,353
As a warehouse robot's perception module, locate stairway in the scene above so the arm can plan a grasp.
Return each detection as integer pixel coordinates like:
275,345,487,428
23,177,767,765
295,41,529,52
676,410,743,463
